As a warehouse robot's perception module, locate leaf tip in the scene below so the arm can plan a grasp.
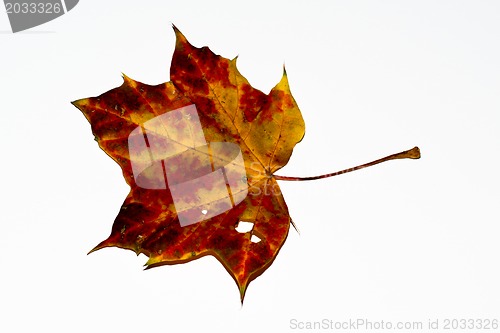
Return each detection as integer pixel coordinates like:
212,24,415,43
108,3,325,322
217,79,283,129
275,68,291,92
71,98,86,109
290,218,300,235
70,100,78,108
172,24,188,45
87,244,102,255
239,284,247,304
87,237,115,255
121,72,132,83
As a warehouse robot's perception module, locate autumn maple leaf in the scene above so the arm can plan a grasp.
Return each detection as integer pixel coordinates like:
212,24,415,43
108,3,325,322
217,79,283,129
72,25,420,302
72,25,305,301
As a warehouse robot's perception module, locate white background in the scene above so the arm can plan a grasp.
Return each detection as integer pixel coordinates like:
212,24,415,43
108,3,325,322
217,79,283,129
1,1,499,332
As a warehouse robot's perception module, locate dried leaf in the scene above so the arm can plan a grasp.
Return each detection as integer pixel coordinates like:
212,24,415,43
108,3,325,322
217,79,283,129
72,25,305,301
72,25,421,302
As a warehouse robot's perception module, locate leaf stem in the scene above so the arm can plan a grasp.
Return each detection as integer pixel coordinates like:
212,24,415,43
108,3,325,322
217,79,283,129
274,146,420,181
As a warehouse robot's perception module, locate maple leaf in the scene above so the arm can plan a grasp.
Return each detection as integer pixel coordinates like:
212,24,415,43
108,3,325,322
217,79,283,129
72,25,420,302
72,25,305,301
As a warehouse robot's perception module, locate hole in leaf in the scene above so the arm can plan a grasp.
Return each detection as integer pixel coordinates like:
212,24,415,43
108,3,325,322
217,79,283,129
250,234,261,243
201,209,208,215
235,221,254,233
